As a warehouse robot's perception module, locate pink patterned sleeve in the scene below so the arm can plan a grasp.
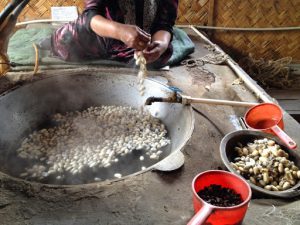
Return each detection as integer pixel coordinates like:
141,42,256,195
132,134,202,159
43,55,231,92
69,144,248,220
83,0,106,32
84,0,104,11
150,0,178,37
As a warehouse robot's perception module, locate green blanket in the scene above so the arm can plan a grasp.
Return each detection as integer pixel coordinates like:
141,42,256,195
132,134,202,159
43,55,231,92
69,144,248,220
168,27,195,65
8,27,54,65
8,26,194,67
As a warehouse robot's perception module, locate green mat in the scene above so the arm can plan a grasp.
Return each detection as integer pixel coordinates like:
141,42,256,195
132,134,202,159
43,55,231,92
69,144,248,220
8,26,194,67
8,27,54,65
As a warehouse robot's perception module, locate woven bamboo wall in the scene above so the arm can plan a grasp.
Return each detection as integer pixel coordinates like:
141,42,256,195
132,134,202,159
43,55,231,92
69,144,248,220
0,0,85,21
177,0,213,25
177,0,300,62
211,0,300,62
1,0,299,62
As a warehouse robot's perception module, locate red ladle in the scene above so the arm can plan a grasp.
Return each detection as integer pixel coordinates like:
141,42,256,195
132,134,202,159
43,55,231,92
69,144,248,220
244,103,297,149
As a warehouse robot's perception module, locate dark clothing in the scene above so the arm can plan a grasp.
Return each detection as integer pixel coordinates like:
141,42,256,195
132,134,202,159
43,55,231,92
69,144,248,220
51,0,178,66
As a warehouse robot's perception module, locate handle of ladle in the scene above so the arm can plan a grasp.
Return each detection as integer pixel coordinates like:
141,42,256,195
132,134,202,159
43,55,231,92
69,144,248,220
271,125,297,149
187,204,213,225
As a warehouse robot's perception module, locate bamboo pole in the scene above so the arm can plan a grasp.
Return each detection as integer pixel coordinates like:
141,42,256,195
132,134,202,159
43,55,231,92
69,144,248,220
16,19,69,27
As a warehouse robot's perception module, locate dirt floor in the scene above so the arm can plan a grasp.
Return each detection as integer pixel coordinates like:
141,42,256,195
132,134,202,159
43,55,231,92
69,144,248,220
0,28,300,225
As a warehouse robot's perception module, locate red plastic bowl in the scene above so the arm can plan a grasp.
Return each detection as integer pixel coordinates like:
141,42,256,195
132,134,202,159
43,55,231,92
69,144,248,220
188,170,251,225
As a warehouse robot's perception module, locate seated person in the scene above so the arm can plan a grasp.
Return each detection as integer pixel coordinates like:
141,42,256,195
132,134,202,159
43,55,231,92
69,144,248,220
47,0,178,68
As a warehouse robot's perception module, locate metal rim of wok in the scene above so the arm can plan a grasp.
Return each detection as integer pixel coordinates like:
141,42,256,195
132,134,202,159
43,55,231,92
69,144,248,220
220,129,300,198
0,73,195,187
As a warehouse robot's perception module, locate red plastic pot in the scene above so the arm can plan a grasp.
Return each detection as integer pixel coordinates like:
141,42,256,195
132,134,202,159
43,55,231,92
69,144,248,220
187,170,251,225
244,103,297,149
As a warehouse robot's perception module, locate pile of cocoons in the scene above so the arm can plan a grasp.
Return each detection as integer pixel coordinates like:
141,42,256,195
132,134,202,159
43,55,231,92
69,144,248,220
17,105,170,181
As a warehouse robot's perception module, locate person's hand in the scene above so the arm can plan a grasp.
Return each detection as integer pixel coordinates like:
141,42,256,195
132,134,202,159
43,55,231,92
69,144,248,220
142,41,168,64
119,24,151,51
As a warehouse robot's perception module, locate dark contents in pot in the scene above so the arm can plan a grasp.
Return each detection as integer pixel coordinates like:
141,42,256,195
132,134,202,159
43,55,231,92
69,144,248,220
197,184,243,207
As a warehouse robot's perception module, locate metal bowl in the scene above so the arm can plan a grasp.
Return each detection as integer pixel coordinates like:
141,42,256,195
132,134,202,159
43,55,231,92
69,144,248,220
0,72,194,185
220,129,300,198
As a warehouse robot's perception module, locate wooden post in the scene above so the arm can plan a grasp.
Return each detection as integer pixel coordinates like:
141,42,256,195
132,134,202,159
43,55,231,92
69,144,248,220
207,0,215,38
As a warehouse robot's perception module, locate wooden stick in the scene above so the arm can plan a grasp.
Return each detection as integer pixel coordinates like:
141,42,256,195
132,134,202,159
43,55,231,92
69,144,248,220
32,43,39,75
181,95,258,107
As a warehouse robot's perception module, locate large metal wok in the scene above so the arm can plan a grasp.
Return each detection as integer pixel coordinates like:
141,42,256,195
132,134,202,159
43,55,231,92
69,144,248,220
0,72,194,185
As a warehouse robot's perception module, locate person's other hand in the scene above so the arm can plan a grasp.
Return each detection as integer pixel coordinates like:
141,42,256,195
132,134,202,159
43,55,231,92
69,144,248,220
142,41,168,64
119,25,151,50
